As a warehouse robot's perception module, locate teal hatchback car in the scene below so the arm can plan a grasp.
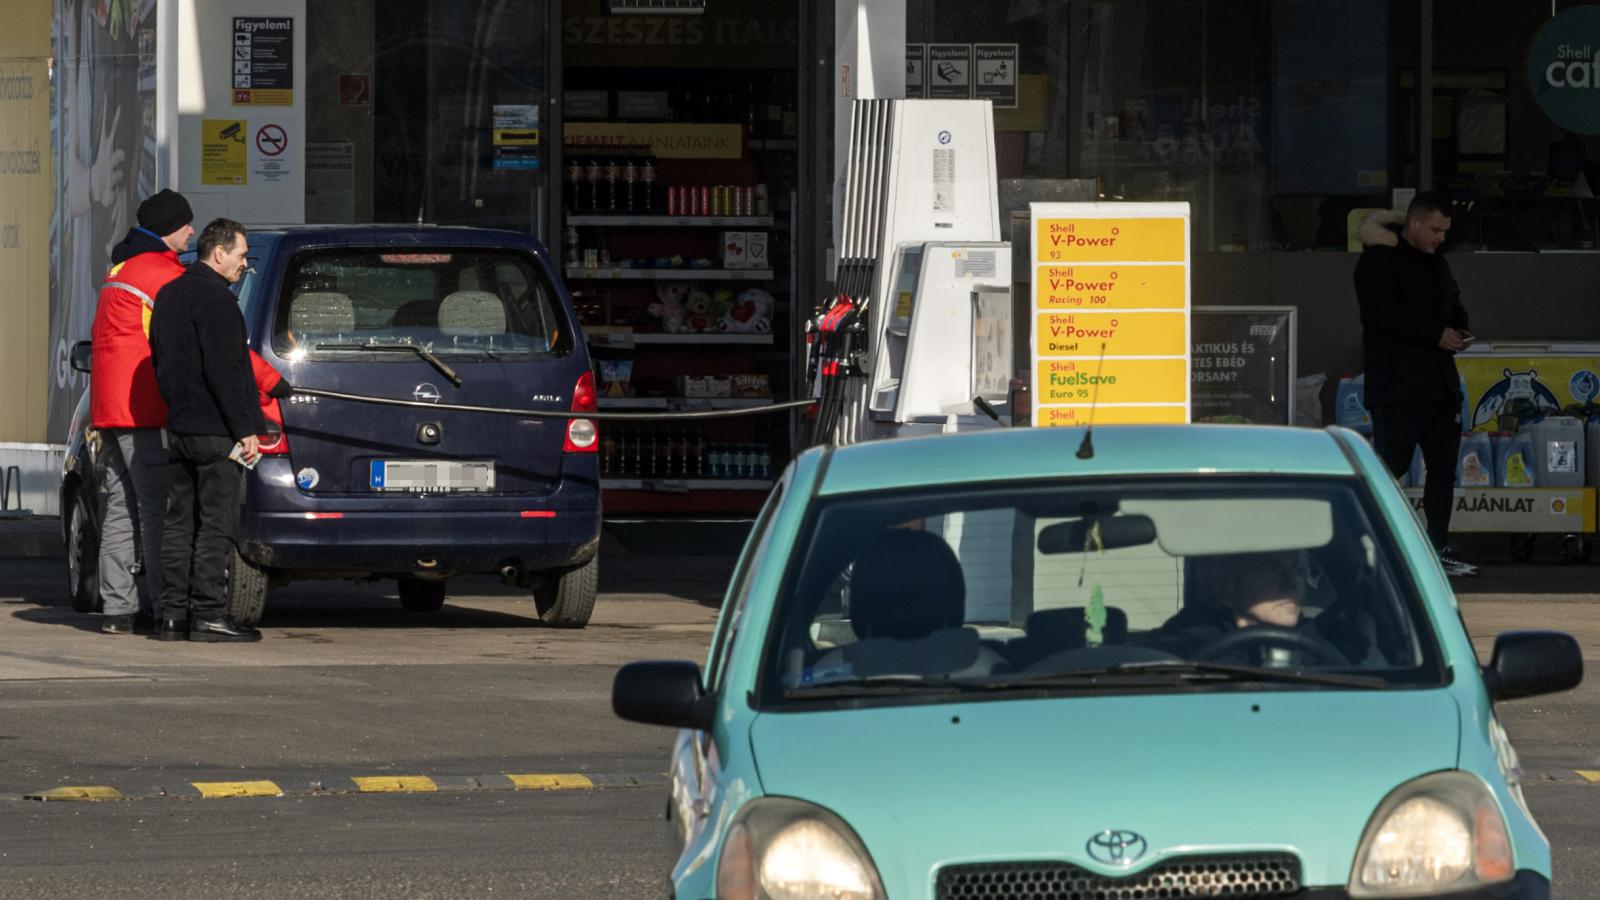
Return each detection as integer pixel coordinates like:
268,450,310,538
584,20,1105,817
614,425,1581,900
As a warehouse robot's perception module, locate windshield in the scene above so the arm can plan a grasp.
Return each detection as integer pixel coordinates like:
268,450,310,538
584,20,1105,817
763,477,1445,707
270,248,570,359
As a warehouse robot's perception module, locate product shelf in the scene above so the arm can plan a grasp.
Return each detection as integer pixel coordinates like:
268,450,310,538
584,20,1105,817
597,397,775,409
587,331,773,346
566,267,773,281
601,478,775,491
567,215,775,227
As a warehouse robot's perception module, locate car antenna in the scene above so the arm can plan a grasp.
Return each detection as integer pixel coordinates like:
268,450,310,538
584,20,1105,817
1076,342,1107,460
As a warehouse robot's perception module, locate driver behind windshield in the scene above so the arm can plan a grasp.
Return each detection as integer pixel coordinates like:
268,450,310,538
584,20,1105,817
1139,550,1367,665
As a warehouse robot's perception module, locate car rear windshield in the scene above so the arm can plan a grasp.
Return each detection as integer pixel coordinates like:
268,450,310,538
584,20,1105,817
762,477,1447,707
270,248,570,359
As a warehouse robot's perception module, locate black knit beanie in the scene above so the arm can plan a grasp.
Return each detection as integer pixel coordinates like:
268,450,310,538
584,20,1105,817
137,189,193,237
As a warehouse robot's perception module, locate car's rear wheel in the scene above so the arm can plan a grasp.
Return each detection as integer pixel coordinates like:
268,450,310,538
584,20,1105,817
398,578,447,612
225,547,269,626
533,555,597,628
66,486,101,614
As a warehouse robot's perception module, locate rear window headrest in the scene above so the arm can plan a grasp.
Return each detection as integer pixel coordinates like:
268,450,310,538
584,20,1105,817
438,290,506,337
291,291,356,334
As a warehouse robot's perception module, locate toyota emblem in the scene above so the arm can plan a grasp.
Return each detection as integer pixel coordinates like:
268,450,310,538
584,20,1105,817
1085,829,1147,866
413,383,442,403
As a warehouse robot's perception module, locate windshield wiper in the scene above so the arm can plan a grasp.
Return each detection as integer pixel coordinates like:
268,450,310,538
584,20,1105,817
783,674,989,699
315,342,462,387
992,660,1387,691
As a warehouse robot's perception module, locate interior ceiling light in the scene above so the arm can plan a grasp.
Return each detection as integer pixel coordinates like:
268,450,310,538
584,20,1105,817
608,0,706,14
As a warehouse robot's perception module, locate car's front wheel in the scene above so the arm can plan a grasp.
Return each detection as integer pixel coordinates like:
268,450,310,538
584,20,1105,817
225,547,269,626
66,485,101,614
533,555,597,628
398,578,447,612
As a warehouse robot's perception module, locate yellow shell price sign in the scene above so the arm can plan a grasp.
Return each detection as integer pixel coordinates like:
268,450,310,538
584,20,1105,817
1029,202,1191,426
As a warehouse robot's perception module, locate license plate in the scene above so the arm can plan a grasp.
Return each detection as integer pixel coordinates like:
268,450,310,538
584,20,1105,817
370,459,495,492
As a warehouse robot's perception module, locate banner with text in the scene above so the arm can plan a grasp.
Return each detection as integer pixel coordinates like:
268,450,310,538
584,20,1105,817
1190,306,1297,425
1029,202,1191,427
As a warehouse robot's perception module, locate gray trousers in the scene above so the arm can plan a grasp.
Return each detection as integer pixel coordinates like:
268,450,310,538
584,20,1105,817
98,428,169,616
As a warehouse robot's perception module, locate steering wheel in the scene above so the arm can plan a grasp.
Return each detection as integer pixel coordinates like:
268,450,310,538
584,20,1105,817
1193,626,1350,667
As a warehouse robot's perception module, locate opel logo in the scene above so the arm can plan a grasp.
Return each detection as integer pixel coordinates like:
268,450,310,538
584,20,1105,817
1085,829,1147,866
413,383,441,403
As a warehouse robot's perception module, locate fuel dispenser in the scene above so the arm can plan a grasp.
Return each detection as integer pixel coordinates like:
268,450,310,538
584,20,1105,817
806,99,1014,446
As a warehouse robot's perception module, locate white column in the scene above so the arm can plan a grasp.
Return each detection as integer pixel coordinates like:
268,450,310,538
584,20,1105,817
832,0,906,263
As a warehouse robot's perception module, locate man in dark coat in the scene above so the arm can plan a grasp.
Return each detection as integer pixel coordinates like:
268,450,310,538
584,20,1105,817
1354,192,1477,577
148,218,263,642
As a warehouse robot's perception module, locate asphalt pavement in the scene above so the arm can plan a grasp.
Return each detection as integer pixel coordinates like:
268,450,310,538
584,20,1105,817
0,524,1596,897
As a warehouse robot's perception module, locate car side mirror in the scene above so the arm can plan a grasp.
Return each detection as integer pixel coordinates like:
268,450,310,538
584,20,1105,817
70,341,93,374
1483,630,1582,701
613,660,713,731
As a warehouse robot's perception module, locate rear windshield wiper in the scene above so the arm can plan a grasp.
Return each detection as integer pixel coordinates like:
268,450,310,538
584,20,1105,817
994,660,1388,691
314,342,462,387
783,674,989,699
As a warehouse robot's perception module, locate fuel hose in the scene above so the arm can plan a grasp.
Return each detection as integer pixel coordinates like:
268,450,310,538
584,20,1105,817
290,386,816,422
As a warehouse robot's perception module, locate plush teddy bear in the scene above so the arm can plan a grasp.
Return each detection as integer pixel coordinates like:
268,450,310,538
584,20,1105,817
720,287,775,334
646,281,691,333
683,287,715,332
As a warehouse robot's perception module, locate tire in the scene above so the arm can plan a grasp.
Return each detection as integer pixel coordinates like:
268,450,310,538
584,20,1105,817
398,578,447,612
66,486,101,614
225,546,269,626
533,555,597,628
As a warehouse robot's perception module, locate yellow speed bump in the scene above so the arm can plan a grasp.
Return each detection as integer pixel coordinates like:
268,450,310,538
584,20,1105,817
353,776,438,793
193,780,283,799
26,785,123,802
1577,770,1600,783
507,773,593,791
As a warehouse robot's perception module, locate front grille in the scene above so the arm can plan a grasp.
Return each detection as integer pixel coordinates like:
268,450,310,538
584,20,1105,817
936,853,1302,900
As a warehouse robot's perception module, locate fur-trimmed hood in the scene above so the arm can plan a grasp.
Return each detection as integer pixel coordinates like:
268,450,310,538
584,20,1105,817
1358,209,1404,248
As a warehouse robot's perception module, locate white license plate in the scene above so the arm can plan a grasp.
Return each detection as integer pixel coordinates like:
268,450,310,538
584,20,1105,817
370,459,495,492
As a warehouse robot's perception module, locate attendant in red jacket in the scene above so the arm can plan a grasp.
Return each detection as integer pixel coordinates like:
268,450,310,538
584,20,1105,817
91,189,194,634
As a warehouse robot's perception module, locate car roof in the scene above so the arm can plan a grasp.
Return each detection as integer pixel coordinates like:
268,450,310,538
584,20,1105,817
816,425,1359,496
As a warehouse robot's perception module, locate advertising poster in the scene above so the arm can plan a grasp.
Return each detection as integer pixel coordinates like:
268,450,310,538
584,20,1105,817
0,2,52,441
1190,306,1297,425
1456,351,1600,431
48,0,158,440
1029,202,1192,427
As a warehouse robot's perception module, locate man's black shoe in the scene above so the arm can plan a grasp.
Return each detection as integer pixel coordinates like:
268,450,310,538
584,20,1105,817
189,616,262,643
132,609,159,634
101,614,134,634
156,615,189,642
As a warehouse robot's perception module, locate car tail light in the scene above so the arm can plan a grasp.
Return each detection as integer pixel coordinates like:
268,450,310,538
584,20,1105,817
258,411,290,456
564,370,599,453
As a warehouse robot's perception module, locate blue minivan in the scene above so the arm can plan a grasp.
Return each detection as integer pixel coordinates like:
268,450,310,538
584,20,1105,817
63,226,601,627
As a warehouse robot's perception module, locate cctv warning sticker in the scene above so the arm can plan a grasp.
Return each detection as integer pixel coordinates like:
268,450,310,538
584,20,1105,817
201,119,248,186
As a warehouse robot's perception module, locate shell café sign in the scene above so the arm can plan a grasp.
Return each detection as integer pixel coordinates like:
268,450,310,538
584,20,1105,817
1029,203,1191,427
1531,6,1600,134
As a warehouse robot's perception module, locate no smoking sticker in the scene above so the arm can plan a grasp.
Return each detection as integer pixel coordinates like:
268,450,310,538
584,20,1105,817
256,124,287,157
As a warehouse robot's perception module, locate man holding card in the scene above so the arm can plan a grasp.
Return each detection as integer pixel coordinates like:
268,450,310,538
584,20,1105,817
148,218,264,642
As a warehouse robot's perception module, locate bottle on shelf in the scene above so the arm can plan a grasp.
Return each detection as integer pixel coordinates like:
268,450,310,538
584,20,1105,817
584,156,603,214
602,156,621,212
640,149,657,213
621,151,638,213
565,153,584,213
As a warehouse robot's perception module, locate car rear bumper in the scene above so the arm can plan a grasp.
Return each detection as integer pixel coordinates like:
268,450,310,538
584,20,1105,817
239,459,600,575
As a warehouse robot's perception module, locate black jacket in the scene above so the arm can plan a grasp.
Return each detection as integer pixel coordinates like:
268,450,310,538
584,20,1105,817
149,263,262,440
1353,218,1469,407
109,227,168,266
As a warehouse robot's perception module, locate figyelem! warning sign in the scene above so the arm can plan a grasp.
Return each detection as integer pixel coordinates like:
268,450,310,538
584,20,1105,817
1028,202,1191,427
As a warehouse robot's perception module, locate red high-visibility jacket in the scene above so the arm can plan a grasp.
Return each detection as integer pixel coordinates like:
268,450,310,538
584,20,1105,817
250,350,286,433
90,249,184,428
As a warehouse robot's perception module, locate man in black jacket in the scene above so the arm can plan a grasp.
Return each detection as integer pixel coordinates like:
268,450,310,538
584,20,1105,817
148,218,263,641
1354,192,1477,577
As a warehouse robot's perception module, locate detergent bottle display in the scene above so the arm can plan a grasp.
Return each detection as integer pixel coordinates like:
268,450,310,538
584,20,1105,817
1335,374,1372,433
1531,416,1585,487
1456,431,1493,487
1458,353,1600,432
1494,432,1537,487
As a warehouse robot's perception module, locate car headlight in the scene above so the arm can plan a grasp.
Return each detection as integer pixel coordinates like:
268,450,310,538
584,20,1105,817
715,797,886,900
1349,771,1515,898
